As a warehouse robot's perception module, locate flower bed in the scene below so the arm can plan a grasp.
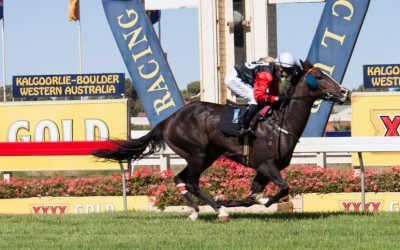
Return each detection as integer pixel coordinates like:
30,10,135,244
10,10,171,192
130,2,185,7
1,157,400,209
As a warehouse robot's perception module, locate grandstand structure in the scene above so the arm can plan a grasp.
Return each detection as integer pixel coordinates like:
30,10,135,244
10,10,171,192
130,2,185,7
144,0,325,103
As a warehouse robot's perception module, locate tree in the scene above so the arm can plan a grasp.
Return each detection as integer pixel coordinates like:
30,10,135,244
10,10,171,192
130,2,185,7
123,78,137,99
124,78,144,116
0,86,13,102
1,85,54,102
351,84,389,93
187,81,200,96
180,81,200,102
351,84,364,92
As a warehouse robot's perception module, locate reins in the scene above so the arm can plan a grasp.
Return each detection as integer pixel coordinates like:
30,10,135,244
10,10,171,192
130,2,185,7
304,66,317,76
268,120,300,143
265,103,299,159
278,67,328,101
265,68,320,150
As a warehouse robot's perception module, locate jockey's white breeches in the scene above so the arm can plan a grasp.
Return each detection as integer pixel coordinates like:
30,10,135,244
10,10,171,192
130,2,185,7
224,68,257,105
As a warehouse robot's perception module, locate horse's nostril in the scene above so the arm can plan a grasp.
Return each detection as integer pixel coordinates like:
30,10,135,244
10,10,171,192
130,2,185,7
340,89,348,95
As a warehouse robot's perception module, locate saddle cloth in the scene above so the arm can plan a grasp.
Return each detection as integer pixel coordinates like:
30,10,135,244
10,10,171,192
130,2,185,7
219,101,246,136
219,101,272,136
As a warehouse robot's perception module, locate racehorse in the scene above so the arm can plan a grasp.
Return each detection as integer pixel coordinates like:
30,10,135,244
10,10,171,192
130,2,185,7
93,60,349,221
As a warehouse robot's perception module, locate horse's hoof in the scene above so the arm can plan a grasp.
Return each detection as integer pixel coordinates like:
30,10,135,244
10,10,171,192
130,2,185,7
187,211,199,222
218,215,230,222
216,200,227,206
217,207,230,222
214,195,224,201
265,201,273,208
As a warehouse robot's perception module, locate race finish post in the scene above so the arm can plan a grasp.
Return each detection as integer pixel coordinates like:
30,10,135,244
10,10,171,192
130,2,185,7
102,0,184,128
302,0,371,137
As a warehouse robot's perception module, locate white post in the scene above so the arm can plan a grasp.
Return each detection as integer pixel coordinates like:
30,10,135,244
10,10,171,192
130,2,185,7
119,161,128,212
198,0,219,103
244,0,277,61
159,152,170,171
315,152,327,168
78,20,83,74
358,152,366,212
3,172,11,182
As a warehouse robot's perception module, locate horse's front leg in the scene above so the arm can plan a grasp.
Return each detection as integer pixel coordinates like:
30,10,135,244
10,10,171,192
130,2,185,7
248,171,271,205
218,171,270,207
257,160,289,207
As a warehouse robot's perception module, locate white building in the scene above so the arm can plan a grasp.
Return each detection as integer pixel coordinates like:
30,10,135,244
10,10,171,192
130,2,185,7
145,0,325,104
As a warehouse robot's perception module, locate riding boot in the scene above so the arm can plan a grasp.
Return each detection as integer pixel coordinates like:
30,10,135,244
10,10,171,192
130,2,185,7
238,104,258,137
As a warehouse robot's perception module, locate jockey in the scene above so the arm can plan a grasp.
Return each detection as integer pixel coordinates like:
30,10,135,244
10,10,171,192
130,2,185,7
225,52,300,136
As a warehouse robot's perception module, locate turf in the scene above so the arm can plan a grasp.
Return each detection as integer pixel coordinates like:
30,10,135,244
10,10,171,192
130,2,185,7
1,211,400,249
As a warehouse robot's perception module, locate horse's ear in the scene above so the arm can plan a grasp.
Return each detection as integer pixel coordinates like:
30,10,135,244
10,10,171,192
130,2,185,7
300,60,313,71
300,60,306,70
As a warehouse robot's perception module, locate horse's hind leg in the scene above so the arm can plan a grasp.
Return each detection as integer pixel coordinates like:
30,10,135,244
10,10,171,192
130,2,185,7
257,160,289,207
185,154,230,222
187,171,230,222
175,164,227,221
173,167,200,221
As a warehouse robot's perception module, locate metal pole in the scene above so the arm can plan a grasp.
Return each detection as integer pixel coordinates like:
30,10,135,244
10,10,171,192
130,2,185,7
78,20,83,74
2,19,6,102
158,12,161,43
119,161,128,212
358,152,366,212
78,20,83,101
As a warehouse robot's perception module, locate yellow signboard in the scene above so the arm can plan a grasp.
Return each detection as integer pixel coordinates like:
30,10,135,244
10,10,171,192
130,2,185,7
351,92,400,166
0,196,150,214
0,99,129,170
303,193,400,212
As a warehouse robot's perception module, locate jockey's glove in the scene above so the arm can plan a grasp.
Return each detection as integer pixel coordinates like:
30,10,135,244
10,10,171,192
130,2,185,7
278,95,290,101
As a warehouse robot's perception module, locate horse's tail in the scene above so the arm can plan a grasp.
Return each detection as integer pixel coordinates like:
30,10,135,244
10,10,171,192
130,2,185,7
93,125,165,162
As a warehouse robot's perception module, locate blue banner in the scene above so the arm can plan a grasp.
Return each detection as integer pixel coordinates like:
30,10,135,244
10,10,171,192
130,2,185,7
302,0,371,137
0,0,3,20
102,0,184,128
12,73,125,98
363,64,400,89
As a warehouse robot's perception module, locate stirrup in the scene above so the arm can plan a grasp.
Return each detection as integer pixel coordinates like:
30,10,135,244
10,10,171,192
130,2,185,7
237,128,255,137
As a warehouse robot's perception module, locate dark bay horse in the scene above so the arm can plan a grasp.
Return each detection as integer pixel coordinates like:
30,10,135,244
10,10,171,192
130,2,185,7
94,60,349,221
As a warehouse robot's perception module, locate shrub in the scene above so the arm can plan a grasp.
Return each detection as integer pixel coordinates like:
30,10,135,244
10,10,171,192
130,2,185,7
1,158,400,210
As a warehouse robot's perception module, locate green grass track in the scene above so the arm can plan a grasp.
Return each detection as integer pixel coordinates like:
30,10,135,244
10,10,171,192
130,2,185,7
1,212,400,249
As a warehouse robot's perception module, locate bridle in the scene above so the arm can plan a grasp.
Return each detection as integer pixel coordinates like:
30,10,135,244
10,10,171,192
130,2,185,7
304,66,317,76
280,66,338,102
266,66,328,155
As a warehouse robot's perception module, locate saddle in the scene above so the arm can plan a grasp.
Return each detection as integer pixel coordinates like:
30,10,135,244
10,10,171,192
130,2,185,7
219,100,272,136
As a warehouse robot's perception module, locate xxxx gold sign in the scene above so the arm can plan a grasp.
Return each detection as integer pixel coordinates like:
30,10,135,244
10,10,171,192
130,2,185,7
0,99,129,171
0,196,149,215
303,193,400,212
352,92,400,166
